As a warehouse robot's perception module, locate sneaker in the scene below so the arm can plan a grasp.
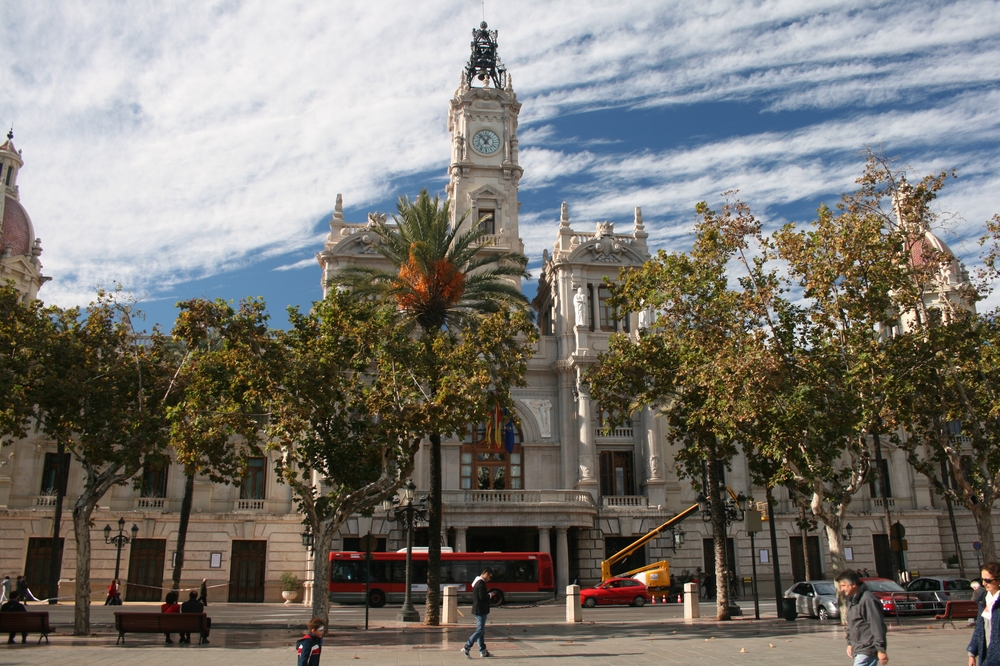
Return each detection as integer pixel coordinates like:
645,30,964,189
480,651,492,658
460,647,471,658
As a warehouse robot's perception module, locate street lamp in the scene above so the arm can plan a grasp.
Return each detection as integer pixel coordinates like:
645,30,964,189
843,523,854,542
300,524,314,552
385,480,427,622
103,517,139,581
697,489,747,527
668,525,686,553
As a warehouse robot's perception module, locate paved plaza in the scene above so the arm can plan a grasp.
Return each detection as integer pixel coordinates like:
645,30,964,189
0,600,974,665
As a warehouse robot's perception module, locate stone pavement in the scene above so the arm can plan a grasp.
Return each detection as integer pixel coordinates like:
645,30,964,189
0,601,974,665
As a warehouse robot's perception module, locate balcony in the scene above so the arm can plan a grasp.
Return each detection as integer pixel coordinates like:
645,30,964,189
594,426,634,440
136,498,166,509
443,489,596,506
601,495,648,509
235,499,266,511
34,495,57,507
873,498,896,509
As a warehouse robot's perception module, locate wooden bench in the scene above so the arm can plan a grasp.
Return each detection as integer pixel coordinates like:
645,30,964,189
935,600,979,629
0,611,54,643
114,612,209,644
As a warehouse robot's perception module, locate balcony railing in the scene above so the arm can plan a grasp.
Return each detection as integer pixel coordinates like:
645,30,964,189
443,490,595,506
136,498,165,509
594,426,634,439
602,495,648,509
236,499,265,511
34,495,57,507
873,498,896,509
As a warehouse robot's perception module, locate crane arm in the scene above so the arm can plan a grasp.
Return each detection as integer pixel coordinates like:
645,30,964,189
600,502,699,581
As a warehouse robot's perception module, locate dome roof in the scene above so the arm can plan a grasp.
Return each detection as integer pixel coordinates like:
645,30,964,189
1,195,34,256
910,229,956,268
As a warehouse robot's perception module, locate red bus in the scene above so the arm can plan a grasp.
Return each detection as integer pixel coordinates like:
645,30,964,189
329,551,555,607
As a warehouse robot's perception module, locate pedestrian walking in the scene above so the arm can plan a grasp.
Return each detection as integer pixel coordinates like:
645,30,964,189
296,618,325,666
0,576,10,604
1,591,28,644
199,578,208,606
105,579,120,605
461,569,493,658
836,569,888,666
968,562,1000,666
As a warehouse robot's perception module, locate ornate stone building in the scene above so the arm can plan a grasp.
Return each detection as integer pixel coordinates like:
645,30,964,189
1,23,993,607
0,130,47,301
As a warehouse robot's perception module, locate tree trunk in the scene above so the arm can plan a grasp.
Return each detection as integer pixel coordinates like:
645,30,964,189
424,432,442,626
706,457,731,620
800,507,812,581
48,440,68,604
171,469,196,590
825,520,846,573
72,498,98,635
766,488,783,618
971,502,997,564
312,519,334,624
942,460,966,579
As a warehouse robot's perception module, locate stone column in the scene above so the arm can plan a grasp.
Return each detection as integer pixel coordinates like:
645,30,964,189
556,527,570,593
455,527,467,553
539,527,551,554
641,407,667,507
576,380,599,500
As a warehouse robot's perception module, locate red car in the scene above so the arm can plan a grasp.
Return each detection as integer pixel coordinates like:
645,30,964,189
861,578,920,615
580,577,650,607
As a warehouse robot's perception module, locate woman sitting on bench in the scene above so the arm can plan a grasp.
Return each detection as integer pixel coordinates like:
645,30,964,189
160,590,180,644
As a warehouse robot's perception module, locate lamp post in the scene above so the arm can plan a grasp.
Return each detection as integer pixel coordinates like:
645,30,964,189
385,480,427,622
697,489,747,527
103,517,139,582
668,525,686,553
842,523,854,541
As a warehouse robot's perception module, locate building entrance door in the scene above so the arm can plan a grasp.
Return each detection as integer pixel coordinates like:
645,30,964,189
229,540,266,602
702,537,737,597
789,536,823,581
872,534,894,579
23,537,64,601
125,539,166,602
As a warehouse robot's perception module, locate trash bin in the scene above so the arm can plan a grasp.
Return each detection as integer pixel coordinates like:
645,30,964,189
781,598,798,621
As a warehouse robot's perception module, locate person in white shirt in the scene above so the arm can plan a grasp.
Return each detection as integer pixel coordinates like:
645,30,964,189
968,562,1000,666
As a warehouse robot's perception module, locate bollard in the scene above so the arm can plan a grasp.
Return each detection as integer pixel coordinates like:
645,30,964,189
684,582,700,620
566,584,582,623
443,585,459,624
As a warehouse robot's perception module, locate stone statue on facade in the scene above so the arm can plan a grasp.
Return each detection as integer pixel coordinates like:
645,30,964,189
574,286,587,327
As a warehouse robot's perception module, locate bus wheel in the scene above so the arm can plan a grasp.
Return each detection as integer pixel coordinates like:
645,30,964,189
488,589,505,607
368,589,386,608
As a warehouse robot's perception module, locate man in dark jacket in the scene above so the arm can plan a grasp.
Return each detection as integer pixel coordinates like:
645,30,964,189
179,590,211,644
2,591,28,643
461,569,493,658
836,570,888,665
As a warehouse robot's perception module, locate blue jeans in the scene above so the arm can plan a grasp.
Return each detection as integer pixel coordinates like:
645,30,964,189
465,614,487,652
853,653,879,666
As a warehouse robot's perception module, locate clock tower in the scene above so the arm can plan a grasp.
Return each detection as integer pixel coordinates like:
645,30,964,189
446,22,524,259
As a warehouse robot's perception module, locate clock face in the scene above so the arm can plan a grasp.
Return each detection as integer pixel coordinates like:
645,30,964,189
472,129,501,155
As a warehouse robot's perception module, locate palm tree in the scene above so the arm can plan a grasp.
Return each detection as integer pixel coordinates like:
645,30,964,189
332,189,531,625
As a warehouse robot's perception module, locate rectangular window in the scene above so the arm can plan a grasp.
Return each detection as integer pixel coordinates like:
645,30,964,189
598,286,617,332
5,168,12,186
869,458,892,498
40,452,70,495
599,451,634,497
478,208,495,235
587,285,595,332
141,464,168,498
240,457,266,500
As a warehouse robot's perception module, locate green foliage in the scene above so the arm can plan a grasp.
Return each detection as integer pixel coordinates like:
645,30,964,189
280,572,301,592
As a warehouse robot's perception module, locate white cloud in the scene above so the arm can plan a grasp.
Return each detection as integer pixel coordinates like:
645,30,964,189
2,1,998,312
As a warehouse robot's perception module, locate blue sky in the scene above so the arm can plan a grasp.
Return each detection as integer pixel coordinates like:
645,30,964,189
4,1,1000,330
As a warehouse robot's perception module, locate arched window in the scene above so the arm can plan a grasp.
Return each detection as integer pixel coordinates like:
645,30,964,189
460,422,523,490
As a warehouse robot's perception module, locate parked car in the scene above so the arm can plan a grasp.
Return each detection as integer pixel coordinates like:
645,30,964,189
861,578,920,615
906,577,973,612
784,580,840,620
580,577,651,607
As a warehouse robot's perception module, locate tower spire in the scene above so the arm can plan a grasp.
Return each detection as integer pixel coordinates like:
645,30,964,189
465,21,506,89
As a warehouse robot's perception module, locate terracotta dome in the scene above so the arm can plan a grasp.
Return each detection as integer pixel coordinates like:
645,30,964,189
910,230,956,268
1,195,34,256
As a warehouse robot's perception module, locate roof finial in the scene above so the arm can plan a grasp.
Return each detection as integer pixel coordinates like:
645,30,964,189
6,125,12,141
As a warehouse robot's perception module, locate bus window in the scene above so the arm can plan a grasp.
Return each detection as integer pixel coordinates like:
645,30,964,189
508,561,537,583
332,561,360,583
484,561,508,582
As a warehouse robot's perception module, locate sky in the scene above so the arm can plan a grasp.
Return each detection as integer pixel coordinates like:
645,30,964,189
3,1,1000,330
